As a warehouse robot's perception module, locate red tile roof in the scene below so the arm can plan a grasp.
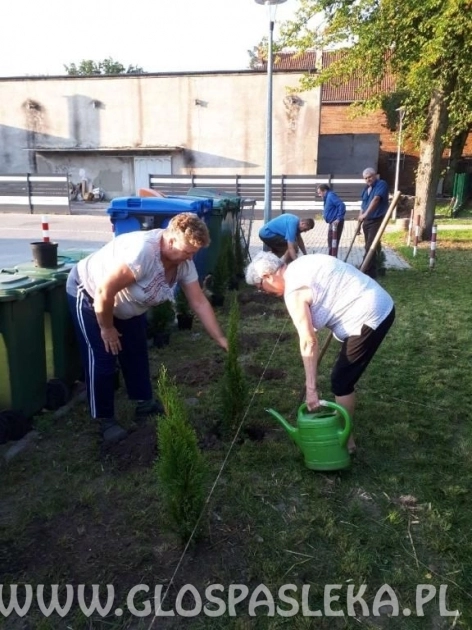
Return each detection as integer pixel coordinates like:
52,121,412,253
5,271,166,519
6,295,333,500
254,49,396,102
256,50,318,72
321,51,396,103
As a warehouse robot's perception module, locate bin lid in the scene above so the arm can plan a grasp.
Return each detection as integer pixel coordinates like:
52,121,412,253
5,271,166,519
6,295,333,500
167,195,213,212
57,249,96,262
0,272,53,301
107,196,207,218
186,187,241,203
186,188,241,214
14,261,74,280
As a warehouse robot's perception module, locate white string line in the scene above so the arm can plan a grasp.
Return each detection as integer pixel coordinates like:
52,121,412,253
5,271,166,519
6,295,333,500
146,317,289,629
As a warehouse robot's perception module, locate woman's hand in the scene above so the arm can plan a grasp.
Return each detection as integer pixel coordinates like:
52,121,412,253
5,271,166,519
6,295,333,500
94,264,136,351
306,390,321,411
183,281,228,350
100,326,122,355
217,336,229,352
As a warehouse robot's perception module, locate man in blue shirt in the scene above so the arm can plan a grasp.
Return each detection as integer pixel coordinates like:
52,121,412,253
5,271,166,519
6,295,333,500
359,167,390,279
317,184,346,255
259,214,314,264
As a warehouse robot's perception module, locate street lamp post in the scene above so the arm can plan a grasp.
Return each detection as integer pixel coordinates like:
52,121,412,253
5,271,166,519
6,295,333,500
255,0,287,225
393,105,406,220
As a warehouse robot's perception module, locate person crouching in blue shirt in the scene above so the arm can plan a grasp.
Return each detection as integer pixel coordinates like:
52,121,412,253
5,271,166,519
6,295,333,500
258,214,314,264
317,184,346,255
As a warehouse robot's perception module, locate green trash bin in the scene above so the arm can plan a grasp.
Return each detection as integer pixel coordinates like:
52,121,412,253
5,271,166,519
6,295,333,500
186,188,243,276
452,173,472,216
186,188,242,236
13,261,83,410
57,248,97,263
0,272,54,424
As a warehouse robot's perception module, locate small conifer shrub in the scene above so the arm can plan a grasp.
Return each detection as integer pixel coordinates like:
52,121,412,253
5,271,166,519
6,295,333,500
156,366,207,543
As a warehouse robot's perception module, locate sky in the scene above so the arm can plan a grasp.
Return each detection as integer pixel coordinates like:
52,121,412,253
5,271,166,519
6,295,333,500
0,0,300,77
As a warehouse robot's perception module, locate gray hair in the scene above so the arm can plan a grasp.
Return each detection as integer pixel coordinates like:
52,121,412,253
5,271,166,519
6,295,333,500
362,167,377,178
245,251,284,286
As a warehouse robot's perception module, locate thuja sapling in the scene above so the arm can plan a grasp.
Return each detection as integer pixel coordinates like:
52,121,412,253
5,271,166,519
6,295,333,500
156,366,207,543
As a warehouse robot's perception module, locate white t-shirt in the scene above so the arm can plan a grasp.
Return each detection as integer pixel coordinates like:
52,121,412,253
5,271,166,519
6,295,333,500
77,229,198,319
284,254,394,340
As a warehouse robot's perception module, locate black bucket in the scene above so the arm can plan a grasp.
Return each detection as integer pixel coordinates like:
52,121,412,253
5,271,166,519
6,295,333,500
30,241,58,268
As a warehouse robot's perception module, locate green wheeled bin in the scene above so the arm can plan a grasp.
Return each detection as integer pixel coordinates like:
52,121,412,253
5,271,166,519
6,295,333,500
57,248,98,263
0,272,55,442
185,188,242,276
186,187,242,236
13,261,83,411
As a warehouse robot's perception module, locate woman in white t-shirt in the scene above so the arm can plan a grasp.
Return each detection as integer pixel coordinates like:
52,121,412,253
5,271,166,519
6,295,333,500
245,252,395,453
66,213,228,444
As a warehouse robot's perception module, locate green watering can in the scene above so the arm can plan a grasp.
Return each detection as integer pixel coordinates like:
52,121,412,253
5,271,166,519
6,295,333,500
266,400,352,471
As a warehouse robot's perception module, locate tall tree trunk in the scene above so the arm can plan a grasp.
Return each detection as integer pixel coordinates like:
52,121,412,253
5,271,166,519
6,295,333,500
443,127,470,195
414,90,449,240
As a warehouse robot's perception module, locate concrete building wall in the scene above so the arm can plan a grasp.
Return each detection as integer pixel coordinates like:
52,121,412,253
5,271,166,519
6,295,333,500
0,73,321,196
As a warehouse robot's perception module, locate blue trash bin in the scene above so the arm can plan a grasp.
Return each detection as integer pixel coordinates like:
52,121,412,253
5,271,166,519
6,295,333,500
107,196,210,236
106,196,212,280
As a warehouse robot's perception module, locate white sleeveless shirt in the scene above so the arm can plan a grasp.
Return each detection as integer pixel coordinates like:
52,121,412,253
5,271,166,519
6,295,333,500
284,254,394,340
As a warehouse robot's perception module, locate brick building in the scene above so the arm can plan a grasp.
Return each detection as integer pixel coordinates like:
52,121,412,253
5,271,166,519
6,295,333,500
268,50,472,195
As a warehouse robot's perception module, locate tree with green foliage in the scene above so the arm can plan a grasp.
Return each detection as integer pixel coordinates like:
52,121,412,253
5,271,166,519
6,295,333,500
156,366,207,543
220,294,248,438
278,0,472,238
64,58,144,75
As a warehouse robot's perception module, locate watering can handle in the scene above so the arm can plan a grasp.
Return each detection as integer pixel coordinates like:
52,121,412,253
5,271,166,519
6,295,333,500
299,400,351,447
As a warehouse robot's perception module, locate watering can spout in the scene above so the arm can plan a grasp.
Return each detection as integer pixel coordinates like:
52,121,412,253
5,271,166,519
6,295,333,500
266,408,299,444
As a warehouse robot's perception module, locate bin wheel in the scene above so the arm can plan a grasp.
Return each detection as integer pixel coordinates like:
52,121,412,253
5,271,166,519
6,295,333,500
0,410,31,444
46,379,71,411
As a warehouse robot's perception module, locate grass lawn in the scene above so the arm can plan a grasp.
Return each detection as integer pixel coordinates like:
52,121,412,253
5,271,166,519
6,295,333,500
1,227,472,629
427,200,472,224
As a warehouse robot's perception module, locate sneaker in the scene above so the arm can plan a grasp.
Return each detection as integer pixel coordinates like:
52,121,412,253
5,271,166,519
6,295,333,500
99,418,128,444
135,399,165,423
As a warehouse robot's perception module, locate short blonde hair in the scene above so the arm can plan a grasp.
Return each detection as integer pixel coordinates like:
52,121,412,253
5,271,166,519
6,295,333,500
168,213,210,248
